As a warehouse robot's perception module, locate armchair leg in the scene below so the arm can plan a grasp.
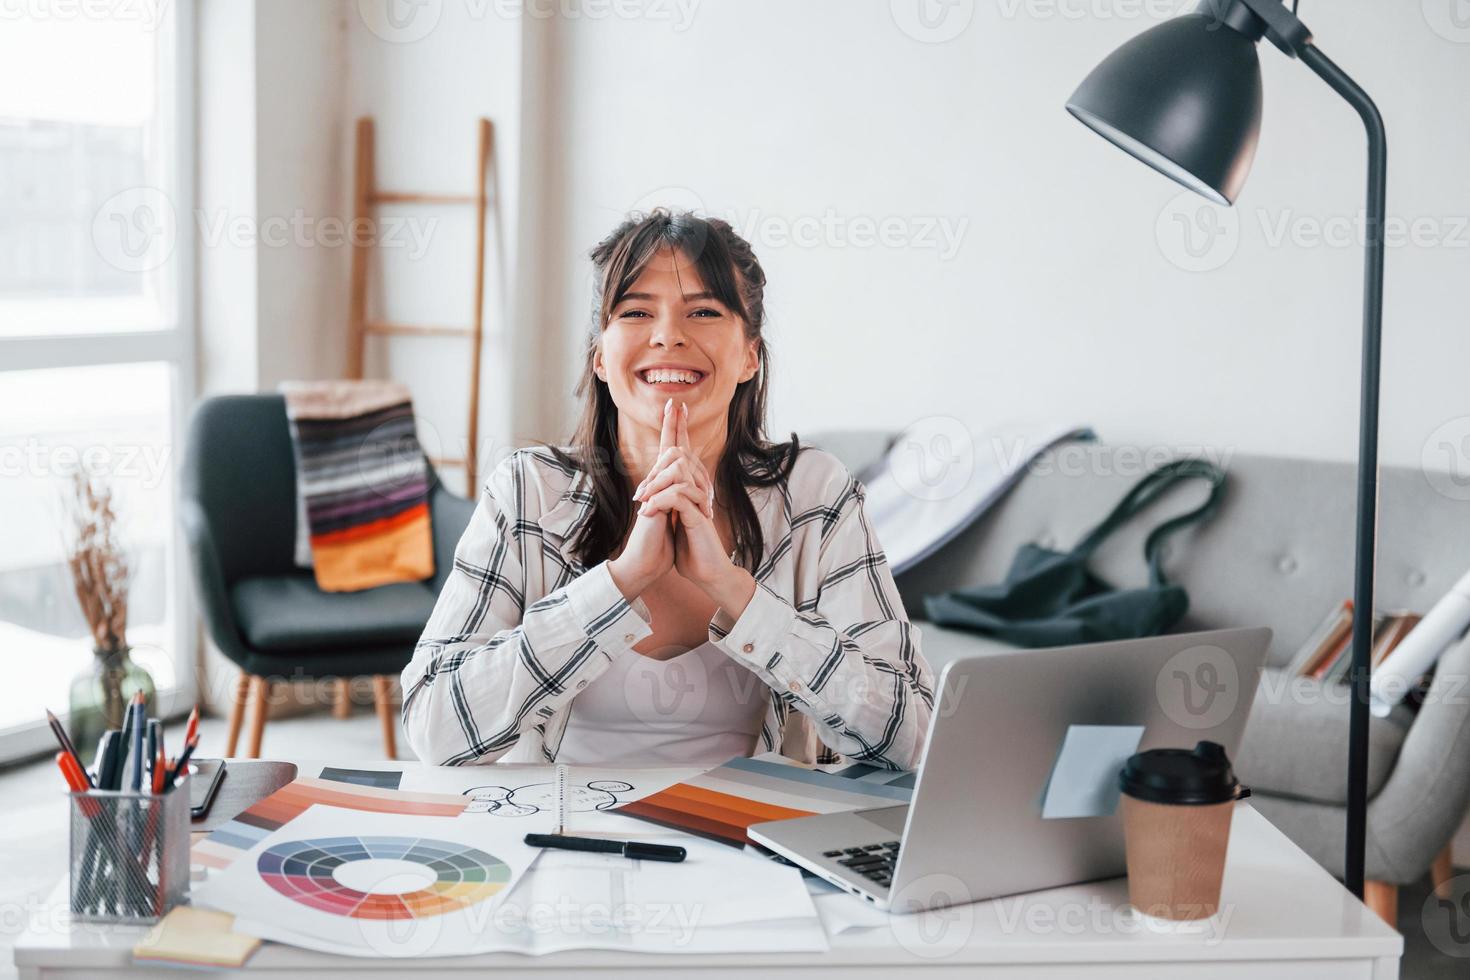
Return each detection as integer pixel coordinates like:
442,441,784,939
1433,844,1455,900
372,675,397,760
225,673,249,757
1363,880,1398,930
246,676,271,759
333,678,352,719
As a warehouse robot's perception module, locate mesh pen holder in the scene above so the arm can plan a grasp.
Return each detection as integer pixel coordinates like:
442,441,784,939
68,775,190,924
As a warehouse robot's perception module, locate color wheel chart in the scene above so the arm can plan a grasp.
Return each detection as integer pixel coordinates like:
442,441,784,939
257,836,510,920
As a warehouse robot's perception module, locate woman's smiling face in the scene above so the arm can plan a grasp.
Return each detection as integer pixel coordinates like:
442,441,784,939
594,246,759,439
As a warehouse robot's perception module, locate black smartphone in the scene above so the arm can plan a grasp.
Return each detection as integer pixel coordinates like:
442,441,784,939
188,758,226,819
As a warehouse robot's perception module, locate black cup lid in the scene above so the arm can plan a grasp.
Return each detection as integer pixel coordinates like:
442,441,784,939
1119,740,1241,805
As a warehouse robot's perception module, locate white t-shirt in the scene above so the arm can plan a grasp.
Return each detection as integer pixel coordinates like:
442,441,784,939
555,641,769,766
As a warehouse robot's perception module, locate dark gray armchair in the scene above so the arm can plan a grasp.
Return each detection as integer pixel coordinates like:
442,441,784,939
179,394,474,759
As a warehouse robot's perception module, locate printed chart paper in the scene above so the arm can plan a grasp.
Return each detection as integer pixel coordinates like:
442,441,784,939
236,825,828,956
193,804,541,958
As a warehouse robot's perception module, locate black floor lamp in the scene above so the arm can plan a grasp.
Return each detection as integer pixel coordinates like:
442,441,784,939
1065,0,1385,899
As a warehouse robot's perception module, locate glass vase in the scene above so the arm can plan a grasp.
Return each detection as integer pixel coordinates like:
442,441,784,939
68,647,156,767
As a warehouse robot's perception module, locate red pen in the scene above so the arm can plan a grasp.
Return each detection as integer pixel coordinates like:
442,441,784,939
151,742,166,795
57,751,89,794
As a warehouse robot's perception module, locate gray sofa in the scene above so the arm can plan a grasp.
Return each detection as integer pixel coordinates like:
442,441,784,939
811,431,1470,907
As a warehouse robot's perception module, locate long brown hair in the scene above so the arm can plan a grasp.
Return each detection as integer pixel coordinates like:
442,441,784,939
541,208,801,574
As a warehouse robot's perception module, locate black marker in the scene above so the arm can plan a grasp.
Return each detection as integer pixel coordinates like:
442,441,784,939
524,832,686,863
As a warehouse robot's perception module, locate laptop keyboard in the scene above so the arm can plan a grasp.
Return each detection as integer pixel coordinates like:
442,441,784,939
822,840,901,889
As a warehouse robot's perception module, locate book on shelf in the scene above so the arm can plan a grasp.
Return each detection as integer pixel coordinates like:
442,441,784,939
1288,600,1353,677
1292,601,1423,686
1371,612,1422,667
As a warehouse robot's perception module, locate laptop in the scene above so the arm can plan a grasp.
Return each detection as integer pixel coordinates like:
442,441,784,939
747,626,1271,913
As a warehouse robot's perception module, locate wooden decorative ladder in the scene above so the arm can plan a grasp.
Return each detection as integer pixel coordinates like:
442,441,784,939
345,115,495,493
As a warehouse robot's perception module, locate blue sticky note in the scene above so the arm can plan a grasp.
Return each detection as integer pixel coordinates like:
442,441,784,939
1041,724,1146,820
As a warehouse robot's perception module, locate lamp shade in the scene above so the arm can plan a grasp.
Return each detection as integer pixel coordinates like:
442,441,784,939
1066,13,1263,205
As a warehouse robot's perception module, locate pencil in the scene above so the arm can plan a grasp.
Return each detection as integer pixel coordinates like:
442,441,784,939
183,705,199,749
45,709,93,789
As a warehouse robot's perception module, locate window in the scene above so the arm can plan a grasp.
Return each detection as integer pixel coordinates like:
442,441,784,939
0,2,194,762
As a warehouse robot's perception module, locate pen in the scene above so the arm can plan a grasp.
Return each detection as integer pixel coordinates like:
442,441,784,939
128,692,146,793
146,719,161,781
126,694,145,864
524,832,686,863
168,735,198,788
151,741,166,795
95,730,123,791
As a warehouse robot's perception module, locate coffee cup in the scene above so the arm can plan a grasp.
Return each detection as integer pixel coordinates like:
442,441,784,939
1118,740,1248,922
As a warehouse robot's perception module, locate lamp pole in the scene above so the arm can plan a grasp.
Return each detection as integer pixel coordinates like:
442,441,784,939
1296,41,1386,900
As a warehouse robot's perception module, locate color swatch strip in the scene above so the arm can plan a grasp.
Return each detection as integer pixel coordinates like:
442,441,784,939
617,757,914,847
191,777,469,870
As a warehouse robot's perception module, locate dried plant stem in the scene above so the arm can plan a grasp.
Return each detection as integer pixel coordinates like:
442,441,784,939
61,471,130,654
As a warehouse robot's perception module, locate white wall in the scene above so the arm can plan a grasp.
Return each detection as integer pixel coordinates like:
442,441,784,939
196,0,348,394
195,0,258,393
255,0,351,388
197,1,530,495
343,1,526,493
527,0,1470,470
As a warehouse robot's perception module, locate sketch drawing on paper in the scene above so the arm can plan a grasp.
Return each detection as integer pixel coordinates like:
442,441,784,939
462,779,636,817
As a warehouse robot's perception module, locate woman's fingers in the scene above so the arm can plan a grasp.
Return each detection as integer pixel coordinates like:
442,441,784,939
635,408,677,498
639,483,712,523
638,457,710,503
659,397,678,453
641,476,713,520
635,450,710,503
632,402,716,513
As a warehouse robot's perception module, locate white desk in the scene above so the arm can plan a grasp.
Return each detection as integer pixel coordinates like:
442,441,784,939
13,762,1402,979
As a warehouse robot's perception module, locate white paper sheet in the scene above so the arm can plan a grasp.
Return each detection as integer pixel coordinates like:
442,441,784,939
806,876,893,934
231,819,828,956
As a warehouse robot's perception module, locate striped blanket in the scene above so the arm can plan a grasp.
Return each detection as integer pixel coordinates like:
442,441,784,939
280,380,433,592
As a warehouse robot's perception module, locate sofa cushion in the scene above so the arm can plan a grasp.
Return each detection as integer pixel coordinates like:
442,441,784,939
1234,668,1410,806
915,621,1021,674
230,573,438,653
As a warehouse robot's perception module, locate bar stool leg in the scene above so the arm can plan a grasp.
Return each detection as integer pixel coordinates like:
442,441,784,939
224,673,249,757
333,678,352,719
246,676,271,759
372,676,397,760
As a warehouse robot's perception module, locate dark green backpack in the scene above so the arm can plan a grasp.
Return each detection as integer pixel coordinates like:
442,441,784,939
921,459,1227,648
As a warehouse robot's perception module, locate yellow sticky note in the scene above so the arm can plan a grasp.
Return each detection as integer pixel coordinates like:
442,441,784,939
133,906,262,968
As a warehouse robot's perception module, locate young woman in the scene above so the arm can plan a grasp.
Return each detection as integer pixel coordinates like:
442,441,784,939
401,209,934,769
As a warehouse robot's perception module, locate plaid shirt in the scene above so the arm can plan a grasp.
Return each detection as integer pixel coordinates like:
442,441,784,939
401,444,935,769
